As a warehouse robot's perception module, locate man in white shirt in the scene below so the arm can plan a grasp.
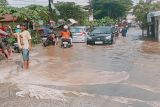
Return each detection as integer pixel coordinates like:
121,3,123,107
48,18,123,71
19,24,32,70
10,24,32,70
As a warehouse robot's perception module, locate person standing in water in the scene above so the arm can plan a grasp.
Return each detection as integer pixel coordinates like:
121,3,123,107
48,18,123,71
121,26,128,37
10,24,32,70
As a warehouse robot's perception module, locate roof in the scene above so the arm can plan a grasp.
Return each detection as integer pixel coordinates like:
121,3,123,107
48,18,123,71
0,14,17,22
148,11,160,17
147,11,160,22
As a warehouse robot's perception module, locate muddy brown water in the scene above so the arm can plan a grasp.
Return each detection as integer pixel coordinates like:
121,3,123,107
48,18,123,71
0,27,160,107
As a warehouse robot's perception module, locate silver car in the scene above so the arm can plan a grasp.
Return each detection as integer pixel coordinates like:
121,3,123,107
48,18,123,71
70,26,89,43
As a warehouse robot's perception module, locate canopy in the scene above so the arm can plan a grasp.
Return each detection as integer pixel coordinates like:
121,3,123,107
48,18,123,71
147,11,160,22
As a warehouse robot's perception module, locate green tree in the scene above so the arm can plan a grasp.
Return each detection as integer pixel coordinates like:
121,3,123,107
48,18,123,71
93,16,115,26
0,0,8,7
26,5,49,21
55,2,89,25
0,5,49,22
93,0,133,19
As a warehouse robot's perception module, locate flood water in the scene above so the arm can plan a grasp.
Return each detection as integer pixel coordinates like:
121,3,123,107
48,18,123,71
0,27,160,107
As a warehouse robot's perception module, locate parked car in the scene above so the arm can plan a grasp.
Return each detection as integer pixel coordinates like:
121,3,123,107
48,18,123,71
87,26,116,45
70,26,89,43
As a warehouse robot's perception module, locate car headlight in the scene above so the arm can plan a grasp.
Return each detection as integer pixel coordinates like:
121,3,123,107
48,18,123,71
106,35,111,40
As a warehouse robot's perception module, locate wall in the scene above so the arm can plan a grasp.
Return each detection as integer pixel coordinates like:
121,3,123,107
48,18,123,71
155,16,160,41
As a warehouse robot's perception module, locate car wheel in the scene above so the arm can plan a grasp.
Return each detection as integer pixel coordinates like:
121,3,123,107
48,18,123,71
43,43,47,47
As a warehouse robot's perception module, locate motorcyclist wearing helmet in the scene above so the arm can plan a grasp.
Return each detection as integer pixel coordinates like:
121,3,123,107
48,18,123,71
60,25,72,46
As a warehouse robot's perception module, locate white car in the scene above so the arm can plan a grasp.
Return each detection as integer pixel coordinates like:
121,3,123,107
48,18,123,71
70,26,89,43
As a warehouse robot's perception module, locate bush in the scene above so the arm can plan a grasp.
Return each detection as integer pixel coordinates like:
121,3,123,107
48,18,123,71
32,35,41,44
30,30,41,44
6,37,16,45
93,17,116,26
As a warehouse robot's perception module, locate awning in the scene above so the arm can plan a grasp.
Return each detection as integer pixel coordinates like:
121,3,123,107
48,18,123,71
147,11,160,22
0,14,17,22
67,19,78,24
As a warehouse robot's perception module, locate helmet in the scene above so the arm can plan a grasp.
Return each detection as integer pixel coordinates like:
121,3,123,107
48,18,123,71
63,25,68,29
17,25,20,28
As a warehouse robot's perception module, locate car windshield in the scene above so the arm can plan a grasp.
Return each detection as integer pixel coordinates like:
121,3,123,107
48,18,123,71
91,27,111,35
71,28,84,33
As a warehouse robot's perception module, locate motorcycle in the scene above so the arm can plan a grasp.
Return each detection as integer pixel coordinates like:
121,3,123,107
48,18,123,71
0,48,5,59
61,38,71,48
43,34,57,47
0,37,12,59
13,42,20,53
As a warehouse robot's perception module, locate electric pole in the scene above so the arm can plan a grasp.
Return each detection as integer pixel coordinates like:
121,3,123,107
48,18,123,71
49,0,52,13
89,0,93,22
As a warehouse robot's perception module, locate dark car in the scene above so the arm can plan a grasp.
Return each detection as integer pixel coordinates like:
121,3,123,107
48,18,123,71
87,26,115,45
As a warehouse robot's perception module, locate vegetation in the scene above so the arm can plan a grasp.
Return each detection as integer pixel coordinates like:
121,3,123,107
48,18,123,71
55,2,89,25
30,30,42,44
93,0,133,20
0,5,49,22
0,0,8,7
92,16,116,26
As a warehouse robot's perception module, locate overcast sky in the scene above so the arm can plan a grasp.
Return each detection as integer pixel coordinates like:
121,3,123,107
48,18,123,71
7,0,89,7
7,0,138,7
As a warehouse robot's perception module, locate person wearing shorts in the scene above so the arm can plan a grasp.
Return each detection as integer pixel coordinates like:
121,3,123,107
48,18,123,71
9,24,31,70
22,49,29,61
19,24,32,70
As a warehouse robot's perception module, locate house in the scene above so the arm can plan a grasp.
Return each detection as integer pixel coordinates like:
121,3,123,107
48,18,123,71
0,14,17,26
147,11,160,41
145,0,160,3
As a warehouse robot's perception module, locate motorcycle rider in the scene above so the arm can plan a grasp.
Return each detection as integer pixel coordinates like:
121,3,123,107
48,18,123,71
60,25,72,46
0,29,10,59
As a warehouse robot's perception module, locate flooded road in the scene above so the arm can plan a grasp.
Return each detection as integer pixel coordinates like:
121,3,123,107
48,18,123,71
0,27,160,107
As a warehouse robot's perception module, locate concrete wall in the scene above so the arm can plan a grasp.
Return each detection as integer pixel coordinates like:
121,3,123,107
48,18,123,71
155,16,160,41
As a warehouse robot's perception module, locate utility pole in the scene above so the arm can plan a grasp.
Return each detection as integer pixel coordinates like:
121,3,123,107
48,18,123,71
48,0,53,24
89,0,93,22
48,0,60,15
49,0,52,13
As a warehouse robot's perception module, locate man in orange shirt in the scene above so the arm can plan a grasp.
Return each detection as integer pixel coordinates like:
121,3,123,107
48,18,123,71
60,25,72,45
